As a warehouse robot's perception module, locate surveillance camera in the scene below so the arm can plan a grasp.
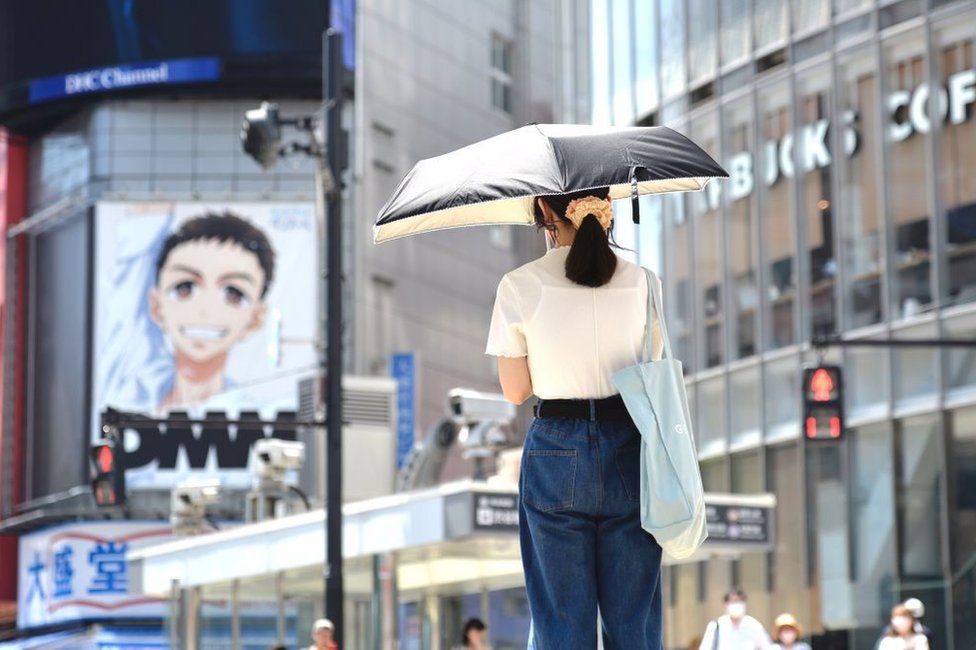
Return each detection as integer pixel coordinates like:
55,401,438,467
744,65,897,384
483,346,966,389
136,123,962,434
458,420,510,457
241,101,283,169
447,389,516,424
170,478,221,535
171,478,221,510
251,438,306,479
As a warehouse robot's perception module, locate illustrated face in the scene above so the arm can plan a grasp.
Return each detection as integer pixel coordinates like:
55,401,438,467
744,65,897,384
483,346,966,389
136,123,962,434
149,238,268,362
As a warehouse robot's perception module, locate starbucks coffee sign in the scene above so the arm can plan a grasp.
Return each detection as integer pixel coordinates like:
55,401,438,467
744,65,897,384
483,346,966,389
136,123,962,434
691,67,976,212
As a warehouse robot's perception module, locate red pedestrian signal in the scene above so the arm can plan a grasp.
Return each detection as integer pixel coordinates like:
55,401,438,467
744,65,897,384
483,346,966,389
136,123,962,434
802,365,844,441
90,435,126,507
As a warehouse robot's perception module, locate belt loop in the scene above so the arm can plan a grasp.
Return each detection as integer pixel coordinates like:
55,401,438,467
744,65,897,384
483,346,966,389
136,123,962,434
589,398,596,421
537,398,545,417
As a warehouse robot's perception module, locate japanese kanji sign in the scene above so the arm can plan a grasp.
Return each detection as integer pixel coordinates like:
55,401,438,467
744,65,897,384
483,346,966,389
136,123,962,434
17,521,173,629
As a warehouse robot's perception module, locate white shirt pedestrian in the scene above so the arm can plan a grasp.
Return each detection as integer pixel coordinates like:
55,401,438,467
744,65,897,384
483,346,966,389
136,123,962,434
485,244,663,398
699,614,773,650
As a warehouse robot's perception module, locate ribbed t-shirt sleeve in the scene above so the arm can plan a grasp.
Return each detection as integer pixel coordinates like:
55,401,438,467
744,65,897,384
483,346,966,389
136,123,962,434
485,274,528,357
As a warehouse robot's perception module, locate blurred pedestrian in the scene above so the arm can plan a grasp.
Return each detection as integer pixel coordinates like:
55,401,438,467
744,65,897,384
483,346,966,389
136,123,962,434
877,604,929,650
305,618,338,650
698,588,772,650
450,617,491,650
877,598,932,643
770,613,810,650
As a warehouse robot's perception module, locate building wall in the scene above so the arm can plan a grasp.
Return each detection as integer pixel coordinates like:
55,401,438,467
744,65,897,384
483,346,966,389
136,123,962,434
355,0,560,480
11,0,566,503
593,1,976,647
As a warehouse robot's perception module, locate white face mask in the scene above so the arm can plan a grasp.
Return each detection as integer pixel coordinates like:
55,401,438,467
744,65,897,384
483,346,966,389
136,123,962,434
892,616,913,634
726,602,747,618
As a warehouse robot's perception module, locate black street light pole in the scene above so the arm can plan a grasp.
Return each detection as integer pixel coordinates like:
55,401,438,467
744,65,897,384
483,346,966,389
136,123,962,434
321,20,346,645
812,335,976,349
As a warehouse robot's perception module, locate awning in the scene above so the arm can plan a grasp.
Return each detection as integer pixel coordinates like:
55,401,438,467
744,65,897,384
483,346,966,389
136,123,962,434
0,626,165,649
129,479,776,595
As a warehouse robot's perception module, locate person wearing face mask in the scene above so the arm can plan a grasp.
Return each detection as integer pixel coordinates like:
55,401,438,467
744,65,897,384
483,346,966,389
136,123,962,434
878,604,930,650
698,588,772,650
770,614,810,650
876,598,932,645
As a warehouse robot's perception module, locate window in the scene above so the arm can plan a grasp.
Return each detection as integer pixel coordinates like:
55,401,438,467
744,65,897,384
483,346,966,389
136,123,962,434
792,0,830,35
764,354,800,441
837,48,884,329
850,423,897,631
659,0,686,99
696,375,727,458
883,31,934,318
732,451,769,623
796,65,836,339
730,365,761,448
757,82,797,350
688,115,724,368
719,0,750,67
754,0,787,50
663,191,695,372
490,34,513,113
688,0,717,85
934,19,976,307
948,406,976,647
808,441,852,627
633,0,659,115
892,321,939,407
896,414,944,578
767,443,811,624
610,0,635,124
724,98,758,359
896,413,947,648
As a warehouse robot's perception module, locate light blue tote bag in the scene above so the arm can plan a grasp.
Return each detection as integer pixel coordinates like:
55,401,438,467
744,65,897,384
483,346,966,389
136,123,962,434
611,267,707,559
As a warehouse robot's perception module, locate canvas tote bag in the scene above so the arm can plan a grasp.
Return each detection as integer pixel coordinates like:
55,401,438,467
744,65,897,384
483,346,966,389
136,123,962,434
611,266,707,559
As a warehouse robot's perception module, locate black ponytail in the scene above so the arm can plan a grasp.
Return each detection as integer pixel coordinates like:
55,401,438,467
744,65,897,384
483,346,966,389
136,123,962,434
533,186,629,287
565,212,617,287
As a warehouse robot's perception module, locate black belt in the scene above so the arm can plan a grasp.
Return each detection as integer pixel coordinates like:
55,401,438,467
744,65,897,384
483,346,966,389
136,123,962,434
532,394,632,421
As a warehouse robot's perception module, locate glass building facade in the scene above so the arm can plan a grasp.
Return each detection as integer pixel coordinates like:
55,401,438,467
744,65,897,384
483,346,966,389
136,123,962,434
593,1,976,648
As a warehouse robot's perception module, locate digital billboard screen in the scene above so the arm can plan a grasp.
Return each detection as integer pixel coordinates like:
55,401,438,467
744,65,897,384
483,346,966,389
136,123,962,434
0,0,337,120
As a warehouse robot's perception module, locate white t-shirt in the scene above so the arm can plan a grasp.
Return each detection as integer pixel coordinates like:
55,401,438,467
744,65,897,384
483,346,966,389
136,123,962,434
484,245,664,399
699,615,772,650
877,635,929,650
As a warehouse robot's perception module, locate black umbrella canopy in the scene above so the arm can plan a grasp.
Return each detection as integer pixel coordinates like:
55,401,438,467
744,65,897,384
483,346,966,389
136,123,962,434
372,123,728,244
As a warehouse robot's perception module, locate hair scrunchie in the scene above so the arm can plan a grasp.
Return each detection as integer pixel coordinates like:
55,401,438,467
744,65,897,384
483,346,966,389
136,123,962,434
564,196,613,230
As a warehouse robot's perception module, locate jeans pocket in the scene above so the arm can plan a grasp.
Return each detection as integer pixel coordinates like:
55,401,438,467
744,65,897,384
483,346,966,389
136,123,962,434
522,449,577,512
614,438,641,502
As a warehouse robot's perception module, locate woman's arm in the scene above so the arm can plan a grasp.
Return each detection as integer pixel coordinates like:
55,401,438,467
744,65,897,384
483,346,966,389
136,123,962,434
497,356,532,404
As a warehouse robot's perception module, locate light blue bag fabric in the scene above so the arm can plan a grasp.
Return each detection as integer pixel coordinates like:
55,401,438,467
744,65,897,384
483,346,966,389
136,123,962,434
611,267,707,559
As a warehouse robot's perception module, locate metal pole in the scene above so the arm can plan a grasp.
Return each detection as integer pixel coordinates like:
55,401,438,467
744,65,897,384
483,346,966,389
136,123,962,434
322,25,346,645
812,336,976,349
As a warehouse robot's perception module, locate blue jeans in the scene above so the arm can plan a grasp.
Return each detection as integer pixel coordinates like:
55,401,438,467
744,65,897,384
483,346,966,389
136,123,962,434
519,412,663,649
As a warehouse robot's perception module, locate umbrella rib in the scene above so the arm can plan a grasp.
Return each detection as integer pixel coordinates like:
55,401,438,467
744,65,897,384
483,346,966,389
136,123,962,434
533,124,566,192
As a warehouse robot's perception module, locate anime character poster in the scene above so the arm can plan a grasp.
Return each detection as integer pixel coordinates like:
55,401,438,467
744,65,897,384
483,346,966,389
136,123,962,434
92,202,318,488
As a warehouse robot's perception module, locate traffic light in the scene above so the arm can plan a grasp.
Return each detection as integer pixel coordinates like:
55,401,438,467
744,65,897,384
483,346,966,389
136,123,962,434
802,365,845,441
90,433,126,507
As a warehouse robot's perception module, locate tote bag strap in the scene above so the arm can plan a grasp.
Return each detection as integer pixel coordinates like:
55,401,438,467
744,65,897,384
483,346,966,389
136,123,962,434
641,266,674,362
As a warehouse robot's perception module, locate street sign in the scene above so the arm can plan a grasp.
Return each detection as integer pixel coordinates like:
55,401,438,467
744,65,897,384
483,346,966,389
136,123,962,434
802,364,845,440
391,352,416,469
706,502,771,545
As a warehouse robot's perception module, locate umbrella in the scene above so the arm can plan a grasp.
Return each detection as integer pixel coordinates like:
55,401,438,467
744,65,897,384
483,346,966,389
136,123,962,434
372,123,728,244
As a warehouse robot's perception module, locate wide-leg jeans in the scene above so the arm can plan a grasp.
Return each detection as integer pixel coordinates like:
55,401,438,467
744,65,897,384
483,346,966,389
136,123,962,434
519,414,664,649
